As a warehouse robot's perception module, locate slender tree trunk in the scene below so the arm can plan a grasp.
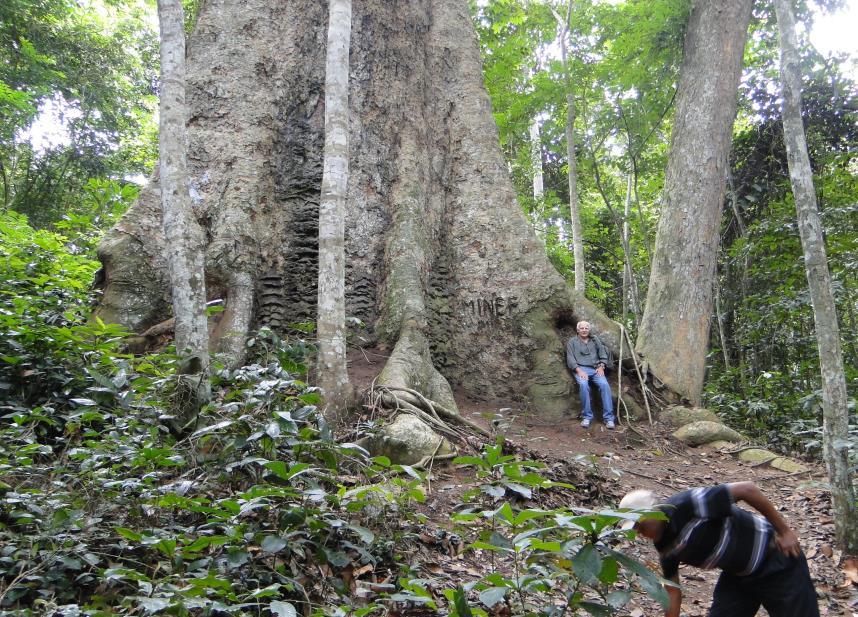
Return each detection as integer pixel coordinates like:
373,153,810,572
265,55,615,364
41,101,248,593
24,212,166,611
622,175,630,328
774,0,858,554
530,117,544,200
555,3,585,293
844,285,858,361
564,88,585,293
317,0,353,419
622,172,641,329
714,280,731,370
726,164,746,236
157,0,211,421
636,0,753,404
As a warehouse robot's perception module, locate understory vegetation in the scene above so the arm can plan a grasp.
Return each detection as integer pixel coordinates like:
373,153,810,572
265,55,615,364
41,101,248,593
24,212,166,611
0,214,670,614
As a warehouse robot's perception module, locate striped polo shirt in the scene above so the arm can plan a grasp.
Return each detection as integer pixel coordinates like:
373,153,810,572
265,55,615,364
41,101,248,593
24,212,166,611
655,485,774,579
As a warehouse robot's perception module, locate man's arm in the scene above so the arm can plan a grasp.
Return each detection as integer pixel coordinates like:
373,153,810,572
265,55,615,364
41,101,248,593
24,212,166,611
593,337,608,376
594,336,608,366
565,338,577,371
727,482,801,557
665,574,681,617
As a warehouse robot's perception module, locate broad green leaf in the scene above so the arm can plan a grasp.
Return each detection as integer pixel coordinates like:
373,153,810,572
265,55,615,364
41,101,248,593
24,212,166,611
260,535,287,553
579,601,612,616
116,527,143,543
481,484,506,499
452,455,488,468
135,597,171,613
484,502,515,523
479,586,508,608
323,547,350,567
526,539,563,552
606,589,632,609
572,544,602,584
346,523,375,543
598,556,619,585
512,508,550,526
608,548,670,608
249,583,281,598
269,601,297,617
450,587,474,617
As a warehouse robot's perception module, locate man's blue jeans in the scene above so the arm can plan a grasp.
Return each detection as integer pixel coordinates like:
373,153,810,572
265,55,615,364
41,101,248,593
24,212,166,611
575,366,615,422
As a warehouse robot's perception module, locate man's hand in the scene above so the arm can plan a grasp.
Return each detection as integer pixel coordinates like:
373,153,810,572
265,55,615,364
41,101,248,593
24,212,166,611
776,528,801,557
576,367,588,380
595,365,605,377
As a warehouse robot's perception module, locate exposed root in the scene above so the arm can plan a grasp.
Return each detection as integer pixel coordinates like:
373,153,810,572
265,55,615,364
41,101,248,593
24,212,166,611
358,382,490,465
375,385,490,438
376,325,458,411
364,387,486,447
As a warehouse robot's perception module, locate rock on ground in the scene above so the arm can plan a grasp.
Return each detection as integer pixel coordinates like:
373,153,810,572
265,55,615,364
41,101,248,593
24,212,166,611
673,421,745,446
659,405,721,428
360,413,453,465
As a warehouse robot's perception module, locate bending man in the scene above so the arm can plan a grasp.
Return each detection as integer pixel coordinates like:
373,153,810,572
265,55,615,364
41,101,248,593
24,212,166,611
619,482,820,617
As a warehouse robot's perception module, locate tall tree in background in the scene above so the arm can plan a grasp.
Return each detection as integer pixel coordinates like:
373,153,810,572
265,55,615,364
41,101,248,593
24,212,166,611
0,0,157,228
317,0,353,419
552,1,586,293
156,0,210,418
774,0,857,553
636,0,753,404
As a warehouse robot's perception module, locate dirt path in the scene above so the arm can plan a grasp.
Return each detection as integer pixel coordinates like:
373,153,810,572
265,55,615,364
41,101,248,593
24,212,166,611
348,348,857,615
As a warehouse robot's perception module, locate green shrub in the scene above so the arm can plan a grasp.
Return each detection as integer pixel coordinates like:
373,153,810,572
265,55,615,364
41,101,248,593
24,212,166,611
0,210,125,413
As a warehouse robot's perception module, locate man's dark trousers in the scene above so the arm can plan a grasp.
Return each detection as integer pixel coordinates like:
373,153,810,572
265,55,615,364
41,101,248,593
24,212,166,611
708,549,819,617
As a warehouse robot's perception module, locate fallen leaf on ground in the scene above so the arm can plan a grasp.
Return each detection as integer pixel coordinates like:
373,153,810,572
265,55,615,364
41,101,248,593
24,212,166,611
842,559,858,585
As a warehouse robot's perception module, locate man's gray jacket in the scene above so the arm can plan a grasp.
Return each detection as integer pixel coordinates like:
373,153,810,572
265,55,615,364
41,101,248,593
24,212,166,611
566,336,608,370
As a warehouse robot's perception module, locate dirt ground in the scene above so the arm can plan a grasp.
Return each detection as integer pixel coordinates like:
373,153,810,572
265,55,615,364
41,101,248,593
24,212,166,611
348,347,858,616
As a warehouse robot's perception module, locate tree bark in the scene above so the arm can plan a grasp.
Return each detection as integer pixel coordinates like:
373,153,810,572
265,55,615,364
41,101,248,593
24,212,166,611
95,0,624,421
317,0,353,419
636,0,753,404
774,0,858,554
156,0,210,417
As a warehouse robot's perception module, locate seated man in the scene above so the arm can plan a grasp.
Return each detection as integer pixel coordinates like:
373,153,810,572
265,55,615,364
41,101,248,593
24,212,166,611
619,482,820,617
565,320,615,429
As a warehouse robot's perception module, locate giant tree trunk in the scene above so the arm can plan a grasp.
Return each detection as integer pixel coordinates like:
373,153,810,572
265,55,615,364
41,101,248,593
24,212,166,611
156,0,210,417
774,0,858,554
95,0,623,420
636,0,753,405
316,0,353,418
